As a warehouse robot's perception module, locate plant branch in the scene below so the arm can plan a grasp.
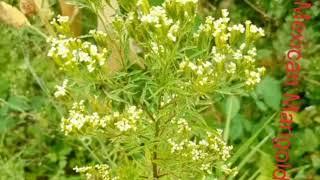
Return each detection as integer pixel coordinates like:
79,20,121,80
244,0,272,20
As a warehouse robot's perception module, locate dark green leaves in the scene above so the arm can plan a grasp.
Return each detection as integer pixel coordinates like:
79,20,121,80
256,76,282,111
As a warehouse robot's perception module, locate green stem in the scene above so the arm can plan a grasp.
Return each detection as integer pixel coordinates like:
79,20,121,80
223,97,234,143
28,25,48,39
81,140,102,164
23,50,63,117
287,165,311,173
243,0,272,20
237,134,271,170
152,119,159,179
248,169,260,180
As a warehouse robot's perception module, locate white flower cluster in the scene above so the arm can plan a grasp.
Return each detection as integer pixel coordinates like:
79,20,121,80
160,93,176,107
228,24,245,33
50,15,69,25
124,0,198,49
179,58,216,87
245,67,266,86
170,118,191,133
151,42,165,55
167,22,180,42
54,79,68,98
211,46,226,63
187,9,266,88
74,164,119,180
89,29,108,38
226,62,237,74
194,9,264,43
113,106,143,132
60,100,105,135
89,29,108,45
139,6,173,27
61,101,144,135
167,130,236,175
245,20,265,36
137,5,185,43
196,16,215,34
47,35,108,72
49,15,72,35
194,9,231,39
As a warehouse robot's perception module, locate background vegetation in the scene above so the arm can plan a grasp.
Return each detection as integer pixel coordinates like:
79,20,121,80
0,0,319,179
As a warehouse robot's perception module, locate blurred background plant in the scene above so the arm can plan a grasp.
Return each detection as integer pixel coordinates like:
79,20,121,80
0,0,319,179
200,0,320,179
0,0,97,179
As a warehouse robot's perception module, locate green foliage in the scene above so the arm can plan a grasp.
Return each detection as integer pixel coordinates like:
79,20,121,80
256,76,281,111
207,0,320,179
0,0,319,179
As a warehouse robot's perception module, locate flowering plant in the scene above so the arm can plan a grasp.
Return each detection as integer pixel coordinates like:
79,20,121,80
47,0,265,179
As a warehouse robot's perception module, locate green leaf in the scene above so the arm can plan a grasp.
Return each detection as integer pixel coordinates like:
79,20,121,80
0,78,9,98
256,76,282,111
223,96,240,142
0,115,18,132
311,154,320,169
257,151,275,180
229,113,277,165
302,128,319,152
7,96,30,112
223,96,240,119
150,0,164,6
230,114,244,141
237,134,271,170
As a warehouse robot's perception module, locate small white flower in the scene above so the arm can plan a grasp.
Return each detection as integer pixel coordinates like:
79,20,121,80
199,140,209,146
179,61,187,69
229,24,245,33
56,43,69,58
177,118,191,133
168,23,180,42
113,111,120,117
90,45,98,56
240,43,246,50
248,47,257,56
196,67,204,75
250,25,259,33
57,15,69,23
203,61,212,68
54,79,68,98
222,9,229,17
245,70,263,86
188,62,197,70
233,50,243,60
78,51,92,63
211,46,217,54
141,14,159,24
47,47,56,57
151,42,159,53
226,62,236,74
213,53,225,63
168,32,177,42
115,119,131,132
136,0,143,6
87,63,95,72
